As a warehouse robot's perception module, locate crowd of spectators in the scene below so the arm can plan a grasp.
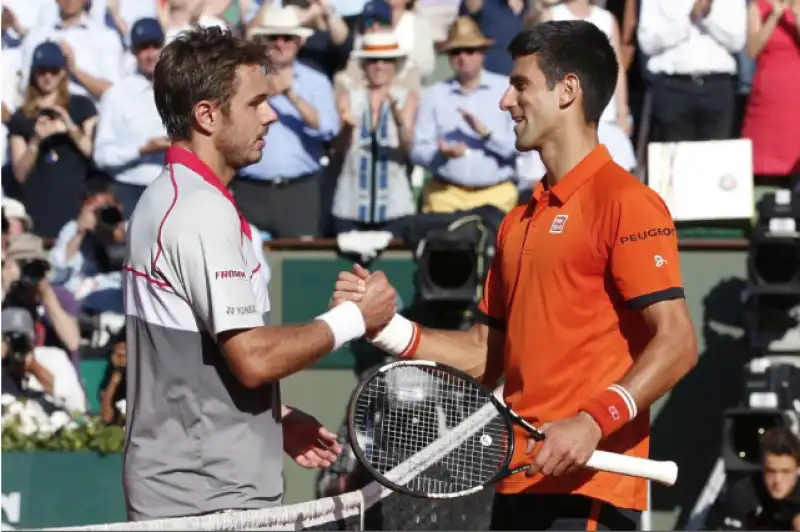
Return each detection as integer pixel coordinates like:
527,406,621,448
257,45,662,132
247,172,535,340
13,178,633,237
0,0,798,480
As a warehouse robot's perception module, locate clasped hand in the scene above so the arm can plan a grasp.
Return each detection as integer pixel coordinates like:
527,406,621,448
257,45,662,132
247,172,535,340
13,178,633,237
331,264,396,336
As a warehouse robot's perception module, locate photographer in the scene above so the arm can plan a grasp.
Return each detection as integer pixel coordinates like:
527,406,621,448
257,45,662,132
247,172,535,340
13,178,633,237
98,326,126,425
720,426,800,530
48,179,125,314
2,307,86,414
3,233,82,364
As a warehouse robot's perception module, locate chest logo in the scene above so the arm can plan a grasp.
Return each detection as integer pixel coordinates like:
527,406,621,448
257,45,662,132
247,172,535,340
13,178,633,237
549,214,569,234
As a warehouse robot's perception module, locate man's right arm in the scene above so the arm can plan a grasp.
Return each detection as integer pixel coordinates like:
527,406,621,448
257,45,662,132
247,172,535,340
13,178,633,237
333,264,505,386
169,198,395,389
403,323,505,387
217,319,356,389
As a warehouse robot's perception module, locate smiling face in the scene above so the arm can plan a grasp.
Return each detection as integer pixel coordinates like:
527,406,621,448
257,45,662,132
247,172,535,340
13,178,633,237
363,57,398,87
500,54,564,152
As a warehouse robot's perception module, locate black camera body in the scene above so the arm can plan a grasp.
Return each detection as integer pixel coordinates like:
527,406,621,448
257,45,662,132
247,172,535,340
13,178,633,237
96,205,123,233
18,258,50,289
2,331,31,369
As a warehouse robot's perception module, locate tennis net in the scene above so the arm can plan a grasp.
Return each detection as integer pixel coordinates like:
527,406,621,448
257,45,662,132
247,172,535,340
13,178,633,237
42,386,504,531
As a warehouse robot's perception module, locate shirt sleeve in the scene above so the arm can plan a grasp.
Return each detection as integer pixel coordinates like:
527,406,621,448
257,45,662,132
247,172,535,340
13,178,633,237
607,186,685,309
166,193,264,336
637,0,693,56
476,216,510,331
698,0,747,53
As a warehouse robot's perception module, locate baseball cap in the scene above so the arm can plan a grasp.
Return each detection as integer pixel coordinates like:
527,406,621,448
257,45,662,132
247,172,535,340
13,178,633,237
361,0,392,27
1,307,36,340
31,42,67,70
4,234,48,262
130,18,165,49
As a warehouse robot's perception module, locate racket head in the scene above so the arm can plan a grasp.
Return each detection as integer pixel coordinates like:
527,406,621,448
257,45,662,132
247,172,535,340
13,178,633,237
346,359,517,499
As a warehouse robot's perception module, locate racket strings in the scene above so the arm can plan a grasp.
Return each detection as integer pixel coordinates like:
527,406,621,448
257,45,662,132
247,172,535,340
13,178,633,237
352,366,510,495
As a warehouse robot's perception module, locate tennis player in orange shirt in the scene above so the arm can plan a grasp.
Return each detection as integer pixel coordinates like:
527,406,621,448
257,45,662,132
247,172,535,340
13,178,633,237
333,20,698,531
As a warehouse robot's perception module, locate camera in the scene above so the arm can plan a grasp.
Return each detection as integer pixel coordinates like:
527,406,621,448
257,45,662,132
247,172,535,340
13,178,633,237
96,205,123,232
18,258,50,288
2,331,31,369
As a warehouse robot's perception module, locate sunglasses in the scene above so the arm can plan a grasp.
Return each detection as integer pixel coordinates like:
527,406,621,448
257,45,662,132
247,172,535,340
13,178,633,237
33,67,63,76
448,48,480,57
364,57,397,64
266,34,299,42
133,40,163,53
361,16,391,29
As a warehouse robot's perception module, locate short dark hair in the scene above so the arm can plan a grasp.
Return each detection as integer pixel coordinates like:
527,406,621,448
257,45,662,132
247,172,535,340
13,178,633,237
761,426,800,462
507,21,618,125
83,178,116,202
153,26,268,141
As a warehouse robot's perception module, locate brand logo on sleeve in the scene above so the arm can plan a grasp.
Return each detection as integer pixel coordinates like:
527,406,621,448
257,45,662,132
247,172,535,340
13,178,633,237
619,227,675,245
549,214,569,234
215,270,246,280
654,255,667,268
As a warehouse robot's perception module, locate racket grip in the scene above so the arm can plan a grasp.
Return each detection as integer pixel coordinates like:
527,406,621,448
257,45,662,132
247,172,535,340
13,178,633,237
585,450,678,487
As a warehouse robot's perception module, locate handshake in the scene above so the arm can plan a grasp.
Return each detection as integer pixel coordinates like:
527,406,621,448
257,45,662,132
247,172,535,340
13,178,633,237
329,264,398,337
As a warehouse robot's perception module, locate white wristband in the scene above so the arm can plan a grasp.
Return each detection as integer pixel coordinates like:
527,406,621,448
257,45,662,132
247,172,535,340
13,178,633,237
369,314,418,358
316,301,366,351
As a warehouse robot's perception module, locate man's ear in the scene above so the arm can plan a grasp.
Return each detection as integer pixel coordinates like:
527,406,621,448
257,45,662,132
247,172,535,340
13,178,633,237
193,100,218,136
559,73,581,110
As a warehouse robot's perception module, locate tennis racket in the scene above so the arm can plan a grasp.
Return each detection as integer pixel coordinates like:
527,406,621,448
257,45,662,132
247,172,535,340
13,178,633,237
347,359,678,499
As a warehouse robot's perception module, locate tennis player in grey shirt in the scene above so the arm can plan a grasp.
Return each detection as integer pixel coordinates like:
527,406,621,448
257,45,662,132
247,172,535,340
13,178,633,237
122,27,396,521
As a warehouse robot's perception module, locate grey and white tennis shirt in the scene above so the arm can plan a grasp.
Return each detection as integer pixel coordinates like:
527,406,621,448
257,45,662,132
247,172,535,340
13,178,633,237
122,146,283,521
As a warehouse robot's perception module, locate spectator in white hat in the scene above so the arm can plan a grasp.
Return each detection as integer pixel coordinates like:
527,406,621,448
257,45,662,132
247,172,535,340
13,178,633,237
249,0,352,80
1,197,33,236
331,32,418,236
235,5,340,238
160,0,229,44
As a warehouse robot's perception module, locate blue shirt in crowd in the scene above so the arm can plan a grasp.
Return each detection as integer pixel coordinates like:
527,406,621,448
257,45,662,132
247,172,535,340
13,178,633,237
411,70,517,188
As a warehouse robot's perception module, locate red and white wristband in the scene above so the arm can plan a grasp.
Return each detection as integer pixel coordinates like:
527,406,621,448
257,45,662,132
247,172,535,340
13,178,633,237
579,384,638,438
368,314,421,359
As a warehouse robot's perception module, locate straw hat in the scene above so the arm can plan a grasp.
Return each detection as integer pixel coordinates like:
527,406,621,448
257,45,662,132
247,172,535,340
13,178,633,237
248,6,314,39
439,16,494,53
352,32,407,60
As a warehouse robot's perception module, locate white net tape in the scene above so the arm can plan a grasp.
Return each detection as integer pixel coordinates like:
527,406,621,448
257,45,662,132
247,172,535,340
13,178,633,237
42,386,504,532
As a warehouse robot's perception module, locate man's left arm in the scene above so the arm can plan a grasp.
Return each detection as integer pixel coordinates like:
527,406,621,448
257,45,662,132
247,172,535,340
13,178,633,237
697,0,748,53
591,186,698,434
527,186,698,478
280,404,343,469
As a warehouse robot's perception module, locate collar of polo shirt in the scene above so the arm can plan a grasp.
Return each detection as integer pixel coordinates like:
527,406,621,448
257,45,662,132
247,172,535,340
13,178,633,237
164,146,253,240
532,145,612,206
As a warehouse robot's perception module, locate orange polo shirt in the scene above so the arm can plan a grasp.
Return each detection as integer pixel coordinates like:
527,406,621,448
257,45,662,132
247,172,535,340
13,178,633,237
477,146,684,511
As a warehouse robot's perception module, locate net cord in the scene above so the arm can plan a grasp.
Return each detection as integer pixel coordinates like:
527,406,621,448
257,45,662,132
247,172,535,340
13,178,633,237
42,386,505,532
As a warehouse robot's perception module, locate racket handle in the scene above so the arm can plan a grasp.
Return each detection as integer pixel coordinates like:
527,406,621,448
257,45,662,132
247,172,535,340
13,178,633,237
586,450,678,487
